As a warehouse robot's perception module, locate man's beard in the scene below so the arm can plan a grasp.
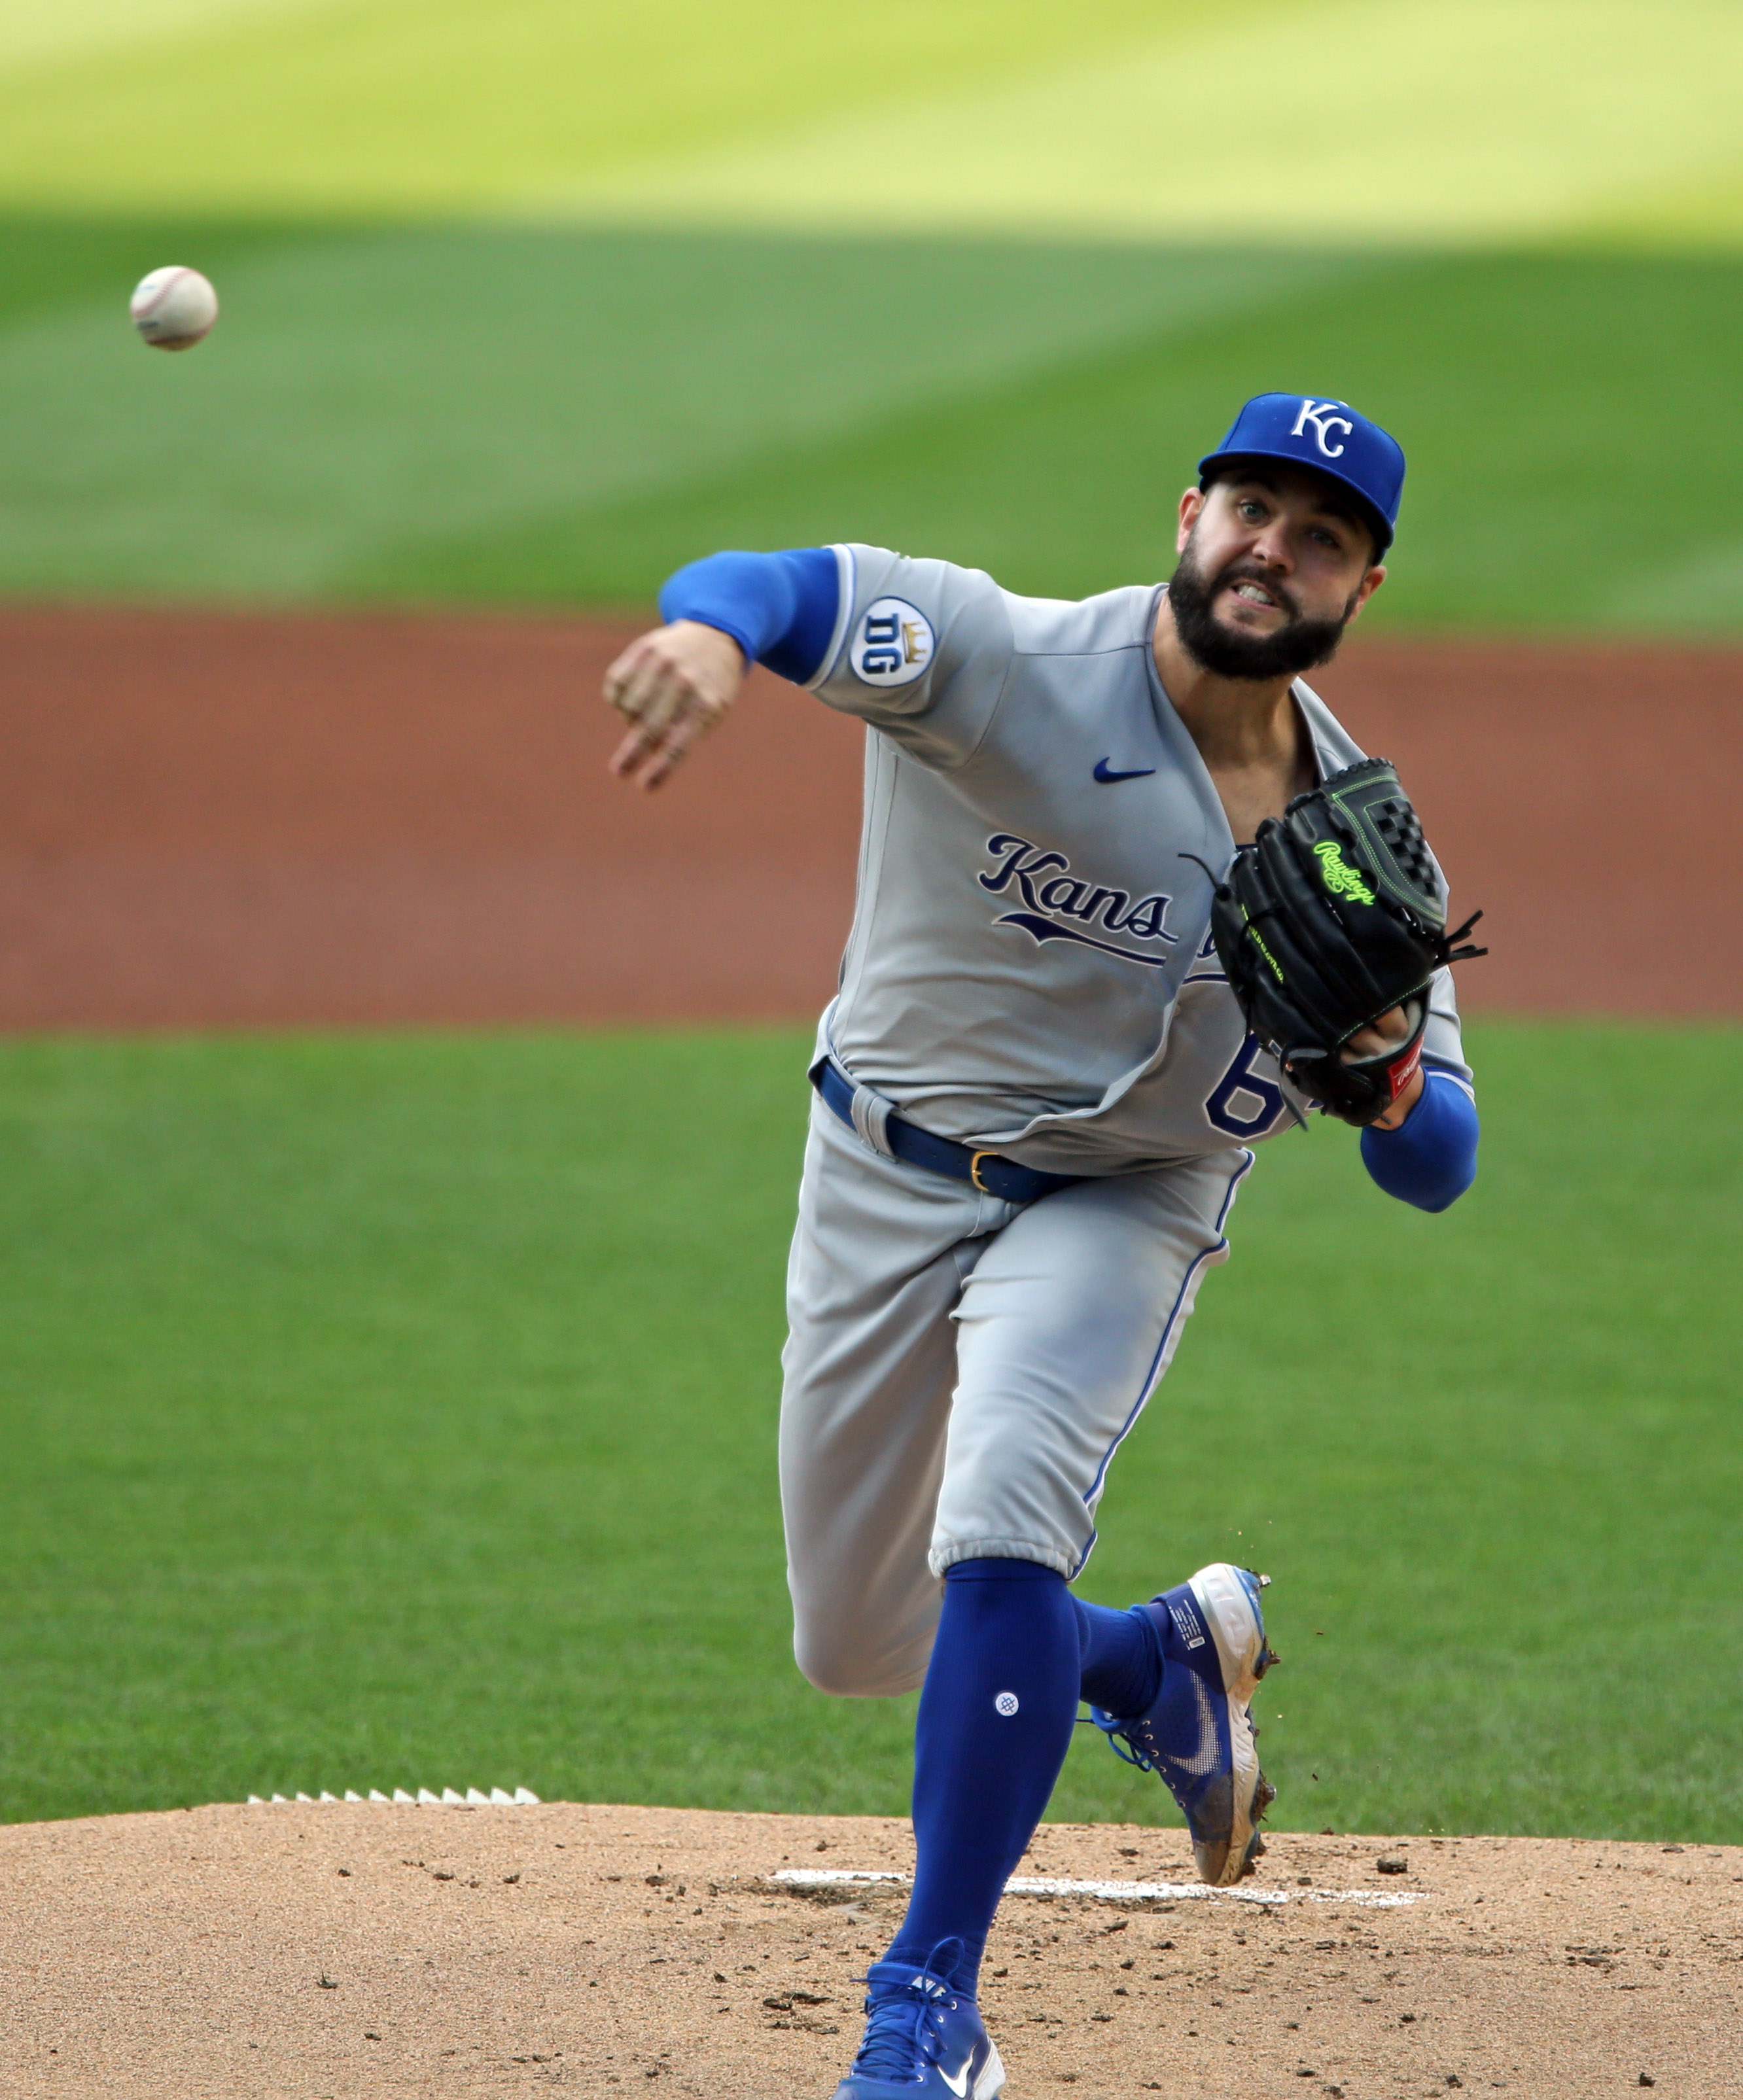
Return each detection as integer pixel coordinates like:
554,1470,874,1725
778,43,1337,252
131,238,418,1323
1167,538,1358,682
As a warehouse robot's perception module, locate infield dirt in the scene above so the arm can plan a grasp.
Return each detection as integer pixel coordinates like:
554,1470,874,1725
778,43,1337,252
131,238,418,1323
1,606,1738,1028
0,1801,1736,2097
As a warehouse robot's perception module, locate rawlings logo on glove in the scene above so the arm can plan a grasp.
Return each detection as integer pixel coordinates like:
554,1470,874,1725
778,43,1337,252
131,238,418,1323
1203,758,1486,1127
1311,840,1376,906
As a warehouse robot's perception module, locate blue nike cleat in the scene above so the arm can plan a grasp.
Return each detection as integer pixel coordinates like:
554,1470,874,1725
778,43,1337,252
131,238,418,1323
1091,1562,1278,1886
830,1947,1005,2099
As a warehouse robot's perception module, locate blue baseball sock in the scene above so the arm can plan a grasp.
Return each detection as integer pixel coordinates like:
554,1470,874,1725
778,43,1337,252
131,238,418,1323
1072,1596,1163,1716
882,1560,1080,1995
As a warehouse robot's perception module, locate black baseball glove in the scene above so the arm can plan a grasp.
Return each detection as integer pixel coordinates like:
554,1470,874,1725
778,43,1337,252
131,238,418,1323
1205,758,1486,1127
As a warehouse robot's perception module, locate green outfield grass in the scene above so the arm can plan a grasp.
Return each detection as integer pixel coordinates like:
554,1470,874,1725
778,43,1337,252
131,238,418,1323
362,245,1743,633
0,1,1740,627
1,1024,1737,1842
2,220,1740,631
1,0,1736,242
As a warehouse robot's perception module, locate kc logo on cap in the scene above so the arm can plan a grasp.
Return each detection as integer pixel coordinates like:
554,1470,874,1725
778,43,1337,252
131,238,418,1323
1199,390,1407,551
1290,398,1354,459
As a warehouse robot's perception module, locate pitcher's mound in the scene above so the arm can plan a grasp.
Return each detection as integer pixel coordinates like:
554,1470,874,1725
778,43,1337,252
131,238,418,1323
0,1801,1733,2097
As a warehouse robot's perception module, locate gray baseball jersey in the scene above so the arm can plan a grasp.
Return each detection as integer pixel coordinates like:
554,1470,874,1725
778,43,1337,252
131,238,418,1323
801,543,1470,1175
777,542,1472,1689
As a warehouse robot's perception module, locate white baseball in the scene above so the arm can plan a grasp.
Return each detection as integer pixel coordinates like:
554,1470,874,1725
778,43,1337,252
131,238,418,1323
130,266,219,351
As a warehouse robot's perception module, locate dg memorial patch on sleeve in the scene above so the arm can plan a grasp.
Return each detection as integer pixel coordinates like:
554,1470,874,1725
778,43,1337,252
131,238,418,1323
852,598,934,686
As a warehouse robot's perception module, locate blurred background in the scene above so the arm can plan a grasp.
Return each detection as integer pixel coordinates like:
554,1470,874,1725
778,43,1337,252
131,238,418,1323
0,2,1738,1840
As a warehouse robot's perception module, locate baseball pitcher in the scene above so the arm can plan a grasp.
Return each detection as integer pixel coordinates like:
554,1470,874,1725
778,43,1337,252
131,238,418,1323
603,394,1483,2099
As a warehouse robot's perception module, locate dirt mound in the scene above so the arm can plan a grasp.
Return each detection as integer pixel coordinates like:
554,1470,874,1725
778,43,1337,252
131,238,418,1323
1,606,1738,1028
0,1800,1734,2096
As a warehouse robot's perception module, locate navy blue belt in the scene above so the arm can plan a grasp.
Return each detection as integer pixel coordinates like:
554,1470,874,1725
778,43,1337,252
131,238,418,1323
812,1059,1082,1206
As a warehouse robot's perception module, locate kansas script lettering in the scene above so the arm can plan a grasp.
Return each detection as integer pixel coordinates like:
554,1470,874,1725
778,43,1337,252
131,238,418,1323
977,833,1176,966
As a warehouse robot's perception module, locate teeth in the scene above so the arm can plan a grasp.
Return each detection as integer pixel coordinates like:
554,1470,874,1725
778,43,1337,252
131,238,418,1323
1233,582,1275,606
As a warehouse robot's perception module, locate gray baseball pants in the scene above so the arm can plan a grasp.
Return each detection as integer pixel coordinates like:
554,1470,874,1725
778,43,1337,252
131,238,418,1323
779,1093,1250,1698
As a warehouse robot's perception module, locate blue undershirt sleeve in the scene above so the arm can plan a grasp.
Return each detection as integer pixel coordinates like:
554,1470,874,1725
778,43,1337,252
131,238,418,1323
1359,1067,1479,1213
657,547,840,686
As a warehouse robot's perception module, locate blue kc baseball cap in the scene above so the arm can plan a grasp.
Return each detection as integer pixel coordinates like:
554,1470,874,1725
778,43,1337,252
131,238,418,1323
1199,393,1405,554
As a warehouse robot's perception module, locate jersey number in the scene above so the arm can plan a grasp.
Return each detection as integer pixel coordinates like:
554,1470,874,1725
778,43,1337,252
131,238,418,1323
1205,1034,1289,1139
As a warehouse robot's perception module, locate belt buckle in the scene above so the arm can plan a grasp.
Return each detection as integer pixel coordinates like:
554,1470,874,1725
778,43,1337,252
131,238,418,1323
968,1149,1000,1196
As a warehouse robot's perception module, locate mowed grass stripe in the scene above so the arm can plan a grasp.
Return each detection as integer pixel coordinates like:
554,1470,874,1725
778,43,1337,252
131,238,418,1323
572,0,1743,249
3,224,1741,630
0,224,1343,603
0,0,1238,217
353,246,1743,637
0,1024,1736,1840
0,0,1734,249
0,0,306,73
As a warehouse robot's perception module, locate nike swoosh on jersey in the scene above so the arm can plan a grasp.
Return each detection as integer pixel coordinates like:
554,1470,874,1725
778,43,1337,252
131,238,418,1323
1093,758,1156,783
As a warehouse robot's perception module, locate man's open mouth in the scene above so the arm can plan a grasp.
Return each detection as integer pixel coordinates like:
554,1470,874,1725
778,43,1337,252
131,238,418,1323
1222,576,1294,619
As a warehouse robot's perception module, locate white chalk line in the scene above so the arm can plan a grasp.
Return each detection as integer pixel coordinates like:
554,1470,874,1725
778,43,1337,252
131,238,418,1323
224,1813,1419,1902
774,1867,1424,1908
245,1786,541,1806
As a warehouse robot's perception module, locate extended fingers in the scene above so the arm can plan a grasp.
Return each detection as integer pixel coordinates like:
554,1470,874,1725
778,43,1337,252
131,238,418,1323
610,719,675,788
607,640,690,731
601,635,648,710
605,644,695,786
610,691,719,789
603,623,743,788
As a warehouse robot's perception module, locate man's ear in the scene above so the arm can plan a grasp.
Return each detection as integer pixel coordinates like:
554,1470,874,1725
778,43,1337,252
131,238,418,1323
1176,485,1205,553
1348,563,1387,621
